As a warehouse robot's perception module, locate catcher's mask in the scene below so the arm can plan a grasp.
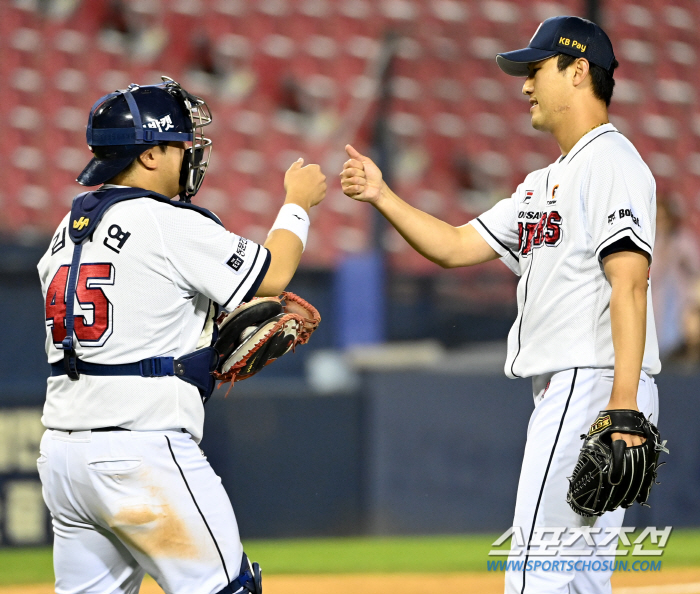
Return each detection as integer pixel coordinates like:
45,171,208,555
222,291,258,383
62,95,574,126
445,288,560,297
77,76,212,202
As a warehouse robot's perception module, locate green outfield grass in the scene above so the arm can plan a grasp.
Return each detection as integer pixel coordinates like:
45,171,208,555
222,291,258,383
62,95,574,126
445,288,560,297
243,530,700,574
1,530,698,585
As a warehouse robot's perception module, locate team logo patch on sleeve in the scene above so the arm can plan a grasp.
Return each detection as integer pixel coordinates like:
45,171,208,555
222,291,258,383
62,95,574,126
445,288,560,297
226,237,248,272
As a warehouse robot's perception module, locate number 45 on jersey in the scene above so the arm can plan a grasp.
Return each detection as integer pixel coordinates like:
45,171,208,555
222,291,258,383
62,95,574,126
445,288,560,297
45,264,115,347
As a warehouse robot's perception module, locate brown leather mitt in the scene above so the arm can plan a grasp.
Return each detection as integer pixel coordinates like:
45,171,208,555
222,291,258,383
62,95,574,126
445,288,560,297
213,292,320,386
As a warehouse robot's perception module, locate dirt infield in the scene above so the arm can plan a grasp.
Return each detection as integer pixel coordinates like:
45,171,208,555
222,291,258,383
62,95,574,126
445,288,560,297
4,569,700,594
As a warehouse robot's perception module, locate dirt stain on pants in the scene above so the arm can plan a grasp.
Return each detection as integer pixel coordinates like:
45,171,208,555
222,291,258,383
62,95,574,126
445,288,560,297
110,502,199,559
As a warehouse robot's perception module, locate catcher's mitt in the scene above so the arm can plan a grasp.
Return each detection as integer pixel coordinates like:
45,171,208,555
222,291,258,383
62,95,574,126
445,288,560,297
567,409,668,517
213,292,320,386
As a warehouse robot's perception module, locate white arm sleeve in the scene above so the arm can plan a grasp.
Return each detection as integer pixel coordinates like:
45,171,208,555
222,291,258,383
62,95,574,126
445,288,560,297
468,190,522,275
152,205,271,309
586,146,656,262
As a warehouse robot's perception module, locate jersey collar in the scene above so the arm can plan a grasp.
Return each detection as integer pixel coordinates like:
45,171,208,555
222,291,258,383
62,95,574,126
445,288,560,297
560,123,618,165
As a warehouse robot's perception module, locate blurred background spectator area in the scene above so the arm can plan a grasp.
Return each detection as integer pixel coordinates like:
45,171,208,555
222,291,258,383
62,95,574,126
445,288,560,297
1,0,699,280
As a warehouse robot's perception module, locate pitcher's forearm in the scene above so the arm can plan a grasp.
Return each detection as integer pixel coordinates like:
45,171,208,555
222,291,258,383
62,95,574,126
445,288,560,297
340,145,499,267
608,282,647,408
603,250,650,410
374,184,499,268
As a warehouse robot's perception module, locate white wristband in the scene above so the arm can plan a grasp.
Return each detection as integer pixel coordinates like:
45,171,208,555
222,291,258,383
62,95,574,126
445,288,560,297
268,203,310,251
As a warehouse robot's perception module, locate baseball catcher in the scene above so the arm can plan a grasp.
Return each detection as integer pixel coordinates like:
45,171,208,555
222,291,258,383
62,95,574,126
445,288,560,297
38,75,327,594
568,410,668,517
214,292,320,385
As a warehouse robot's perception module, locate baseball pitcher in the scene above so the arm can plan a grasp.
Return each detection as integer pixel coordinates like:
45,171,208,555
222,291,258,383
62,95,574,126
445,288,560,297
341,16,666,594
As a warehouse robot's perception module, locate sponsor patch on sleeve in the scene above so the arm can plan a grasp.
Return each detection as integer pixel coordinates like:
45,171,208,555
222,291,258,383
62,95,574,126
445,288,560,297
227,254,244,271
607,202,641,229
226,237,248,272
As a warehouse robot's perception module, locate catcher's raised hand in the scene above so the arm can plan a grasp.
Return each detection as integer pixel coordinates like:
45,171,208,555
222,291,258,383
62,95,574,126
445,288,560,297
284,158,327,210
341,144,384,204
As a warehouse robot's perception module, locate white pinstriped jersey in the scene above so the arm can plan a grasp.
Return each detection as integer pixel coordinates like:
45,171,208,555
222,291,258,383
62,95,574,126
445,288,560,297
37,195,270,441
470,124,661,379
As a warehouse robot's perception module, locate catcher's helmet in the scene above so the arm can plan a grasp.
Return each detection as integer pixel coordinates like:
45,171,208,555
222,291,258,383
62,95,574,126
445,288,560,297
78,76,212,201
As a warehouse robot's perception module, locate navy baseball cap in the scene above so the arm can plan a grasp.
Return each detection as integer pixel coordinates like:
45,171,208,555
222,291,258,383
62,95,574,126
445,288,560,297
496,16,615,77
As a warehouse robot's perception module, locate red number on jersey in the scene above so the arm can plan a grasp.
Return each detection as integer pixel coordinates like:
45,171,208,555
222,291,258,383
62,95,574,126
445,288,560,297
45,265,70,344
45,263,115,347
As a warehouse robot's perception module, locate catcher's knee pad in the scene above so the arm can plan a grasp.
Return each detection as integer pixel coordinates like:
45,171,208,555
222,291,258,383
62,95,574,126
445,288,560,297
216,553,262,594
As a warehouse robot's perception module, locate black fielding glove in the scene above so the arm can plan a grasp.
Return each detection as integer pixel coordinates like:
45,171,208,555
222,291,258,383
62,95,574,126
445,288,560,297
567,410,668,517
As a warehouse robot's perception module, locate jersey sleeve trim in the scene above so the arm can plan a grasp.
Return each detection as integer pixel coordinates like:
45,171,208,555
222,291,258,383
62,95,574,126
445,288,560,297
471,218,520,276
473,218,519,262
599,236,645,261
222,244,271,308
241,249,271,302
595,227,652,262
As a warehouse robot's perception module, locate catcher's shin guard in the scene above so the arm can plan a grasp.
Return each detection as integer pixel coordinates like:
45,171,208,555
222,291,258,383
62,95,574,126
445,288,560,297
215,553,262,594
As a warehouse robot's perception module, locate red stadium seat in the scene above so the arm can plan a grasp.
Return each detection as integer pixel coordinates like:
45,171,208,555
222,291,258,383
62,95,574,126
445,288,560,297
1,0,697,268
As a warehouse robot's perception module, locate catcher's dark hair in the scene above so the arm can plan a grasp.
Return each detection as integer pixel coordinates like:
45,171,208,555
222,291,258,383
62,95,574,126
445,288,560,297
557,53,618,107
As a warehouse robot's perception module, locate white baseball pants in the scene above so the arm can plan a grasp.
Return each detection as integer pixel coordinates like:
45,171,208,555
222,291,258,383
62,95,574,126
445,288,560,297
505,367,659,594
38,429,244,594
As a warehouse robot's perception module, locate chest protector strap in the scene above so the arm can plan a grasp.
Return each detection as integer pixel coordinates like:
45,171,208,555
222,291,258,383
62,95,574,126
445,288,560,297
58,187,223,403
